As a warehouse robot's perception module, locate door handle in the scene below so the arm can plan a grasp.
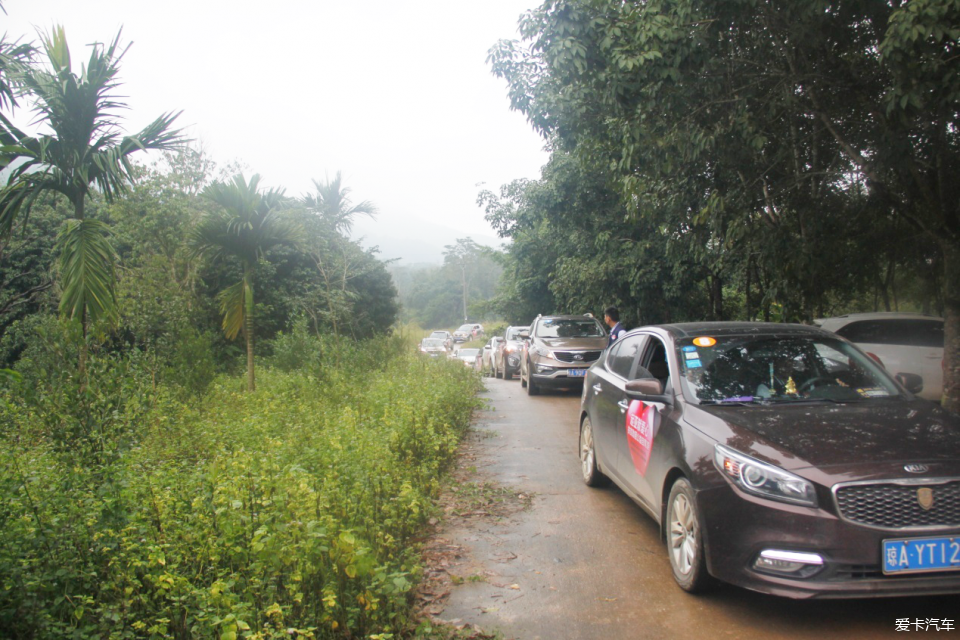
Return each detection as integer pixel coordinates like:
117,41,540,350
592,383,603,395
618,400,629,414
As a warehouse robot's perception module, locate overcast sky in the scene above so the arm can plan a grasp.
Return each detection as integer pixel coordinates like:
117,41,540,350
3,1,549,263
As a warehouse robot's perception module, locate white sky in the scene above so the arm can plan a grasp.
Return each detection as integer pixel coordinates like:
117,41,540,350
2,1,549,263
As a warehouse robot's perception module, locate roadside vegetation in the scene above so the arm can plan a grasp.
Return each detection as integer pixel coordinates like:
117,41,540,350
0,334,482,638
0,19,484,640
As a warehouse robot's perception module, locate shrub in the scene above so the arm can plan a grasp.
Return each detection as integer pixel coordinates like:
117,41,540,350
0,334,480,638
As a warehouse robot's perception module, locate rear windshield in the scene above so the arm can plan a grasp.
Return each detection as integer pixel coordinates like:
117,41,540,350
535,318,605,338
835,319,943,348
422,339,444,348
458,349,480,357
505,327,527,341
677,333,900,405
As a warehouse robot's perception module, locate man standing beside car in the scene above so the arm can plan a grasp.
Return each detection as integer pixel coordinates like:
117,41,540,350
604,306,626,347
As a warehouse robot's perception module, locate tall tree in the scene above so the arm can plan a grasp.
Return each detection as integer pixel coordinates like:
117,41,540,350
0,26,182,357
193,173,298,392
301,172,380,335
490,0,960,407
444,238,484,323
302,171,378,235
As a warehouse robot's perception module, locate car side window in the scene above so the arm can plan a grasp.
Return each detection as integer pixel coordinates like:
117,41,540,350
607,335,646,379
837,319,943,347
638,336,671,385
911,320,944,348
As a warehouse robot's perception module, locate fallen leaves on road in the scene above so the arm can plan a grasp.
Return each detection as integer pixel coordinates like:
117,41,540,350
412,425,533,638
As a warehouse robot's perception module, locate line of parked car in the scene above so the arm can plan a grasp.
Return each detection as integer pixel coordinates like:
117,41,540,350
465,311,958,600
418,324,487,368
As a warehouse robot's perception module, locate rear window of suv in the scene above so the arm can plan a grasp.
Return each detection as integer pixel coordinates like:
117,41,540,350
835,319,943,348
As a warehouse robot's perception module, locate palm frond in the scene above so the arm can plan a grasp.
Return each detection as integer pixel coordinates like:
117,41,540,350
218,279,250,341
301,170,377,235
55,218,118,326
197,173,299,262
0,35,35,110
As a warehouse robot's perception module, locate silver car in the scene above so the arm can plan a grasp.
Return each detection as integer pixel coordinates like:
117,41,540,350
520,314,608,395
818,312,943,402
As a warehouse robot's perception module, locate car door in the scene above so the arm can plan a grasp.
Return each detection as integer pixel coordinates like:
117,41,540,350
589,334,646,486
912,320,944,401
613,334,674,510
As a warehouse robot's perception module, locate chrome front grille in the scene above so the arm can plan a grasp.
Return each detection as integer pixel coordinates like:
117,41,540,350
553,350,602,364
834,479,960,529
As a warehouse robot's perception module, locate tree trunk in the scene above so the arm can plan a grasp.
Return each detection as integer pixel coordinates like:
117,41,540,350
941,243,960,411
244,269,256,393
710,272,723,320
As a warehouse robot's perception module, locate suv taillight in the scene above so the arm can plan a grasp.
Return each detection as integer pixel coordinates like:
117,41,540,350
866,352,885,368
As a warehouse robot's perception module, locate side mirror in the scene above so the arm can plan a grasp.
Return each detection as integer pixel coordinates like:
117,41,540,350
895,372,924,395
625,378,674,406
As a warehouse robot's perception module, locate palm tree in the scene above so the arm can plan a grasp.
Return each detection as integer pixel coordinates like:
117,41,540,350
301,172,378,335
0,26,183,348
194,174,298,392
301,171,378,235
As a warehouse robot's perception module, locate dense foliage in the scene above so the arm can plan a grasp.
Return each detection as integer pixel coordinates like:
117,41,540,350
486,0,959,407
0,333,481,638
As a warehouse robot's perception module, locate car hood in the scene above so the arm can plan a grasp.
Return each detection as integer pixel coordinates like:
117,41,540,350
689,400,960,471
540,337,607,350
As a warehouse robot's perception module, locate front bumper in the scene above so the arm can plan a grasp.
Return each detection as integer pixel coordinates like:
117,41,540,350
530,366,590,387
697,483,960,599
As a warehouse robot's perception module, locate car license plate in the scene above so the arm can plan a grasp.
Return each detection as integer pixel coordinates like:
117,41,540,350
567,369,587,378
882,536,960,575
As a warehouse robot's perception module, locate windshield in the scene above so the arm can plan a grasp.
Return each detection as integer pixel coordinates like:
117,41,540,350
677,333,900,404
430,331,448,337
458,349,480,358
422,339,444,348
535,318,605,339
505,326,528,341
456,324,474,332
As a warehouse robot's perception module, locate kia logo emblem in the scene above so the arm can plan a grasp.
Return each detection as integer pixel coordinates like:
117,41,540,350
904,464,929,474
574,354,584,361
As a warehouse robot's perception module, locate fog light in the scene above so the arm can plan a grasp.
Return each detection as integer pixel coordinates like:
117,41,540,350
536,365,554,373
753,550,824,578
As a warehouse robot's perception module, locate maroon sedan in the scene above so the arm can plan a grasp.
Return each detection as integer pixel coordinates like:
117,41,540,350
579,322,960,599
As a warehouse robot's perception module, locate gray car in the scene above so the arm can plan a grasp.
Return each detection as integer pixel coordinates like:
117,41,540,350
495,325,528,380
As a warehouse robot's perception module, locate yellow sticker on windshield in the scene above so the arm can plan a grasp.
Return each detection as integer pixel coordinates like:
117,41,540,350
693,337,717,347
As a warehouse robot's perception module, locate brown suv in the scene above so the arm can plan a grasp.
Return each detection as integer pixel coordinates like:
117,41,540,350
520,314,608,395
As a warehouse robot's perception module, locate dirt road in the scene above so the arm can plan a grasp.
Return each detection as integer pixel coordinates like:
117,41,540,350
427,378,958,640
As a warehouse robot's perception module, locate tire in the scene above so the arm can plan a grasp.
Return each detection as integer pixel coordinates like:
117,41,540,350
579,417,609,487
526,365,540,396
666,478,713,593
495,360,502,379
503,366,512,381
520,366,527,388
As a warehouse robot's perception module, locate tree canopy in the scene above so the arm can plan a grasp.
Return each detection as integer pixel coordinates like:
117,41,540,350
488,0,960,408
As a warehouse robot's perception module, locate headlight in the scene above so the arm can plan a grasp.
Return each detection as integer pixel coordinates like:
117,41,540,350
505,345,515,353
714,444,817,507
